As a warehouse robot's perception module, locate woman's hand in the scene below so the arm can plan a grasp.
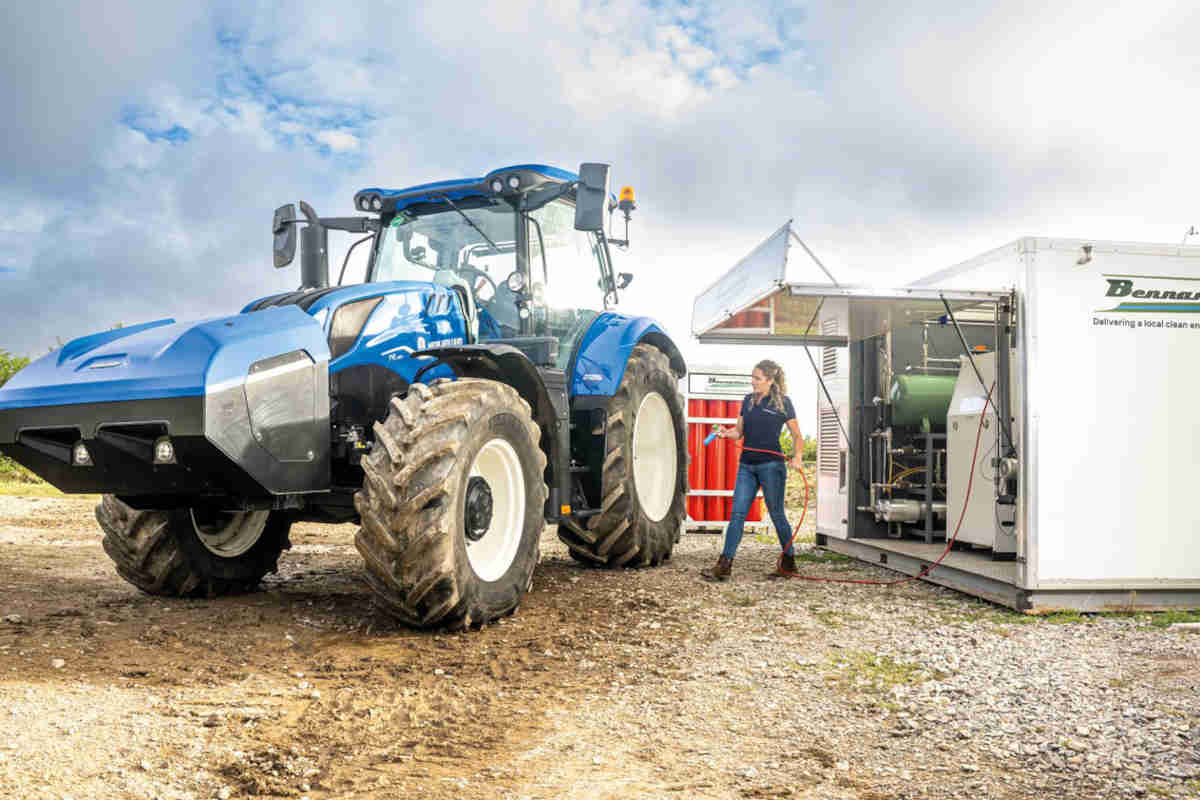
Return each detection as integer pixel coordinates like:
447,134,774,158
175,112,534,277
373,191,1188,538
789,454,804,472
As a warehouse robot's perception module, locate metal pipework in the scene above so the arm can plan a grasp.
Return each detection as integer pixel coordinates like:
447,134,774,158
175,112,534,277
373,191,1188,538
872,499,947,524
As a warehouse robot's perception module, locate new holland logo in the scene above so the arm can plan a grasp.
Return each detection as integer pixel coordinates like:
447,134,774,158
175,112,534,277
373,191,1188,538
1099,274,1200,313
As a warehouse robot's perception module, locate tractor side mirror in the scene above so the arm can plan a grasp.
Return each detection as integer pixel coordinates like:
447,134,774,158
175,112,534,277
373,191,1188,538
273,204,297,268
574,163,610,232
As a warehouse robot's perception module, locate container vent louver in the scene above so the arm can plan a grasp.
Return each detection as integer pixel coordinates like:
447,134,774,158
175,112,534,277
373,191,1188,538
818,407,841,475
821,318,838,376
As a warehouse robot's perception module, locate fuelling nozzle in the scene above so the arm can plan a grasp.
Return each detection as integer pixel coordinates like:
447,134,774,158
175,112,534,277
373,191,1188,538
704,432,718,446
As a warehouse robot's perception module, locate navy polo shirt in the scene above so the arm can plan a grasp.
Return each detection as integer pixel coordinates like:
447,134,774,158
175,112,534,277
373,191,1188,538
739,392,796,464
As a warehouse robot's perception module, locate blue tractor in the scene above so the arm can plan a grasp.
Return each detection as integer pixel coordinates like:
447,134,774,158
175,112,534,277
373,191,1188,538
0,163,688,629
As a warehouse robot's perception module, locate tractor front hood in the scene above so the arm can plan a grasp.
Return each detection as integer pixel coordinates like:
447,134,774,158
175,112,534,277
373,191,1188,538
0,306,331,501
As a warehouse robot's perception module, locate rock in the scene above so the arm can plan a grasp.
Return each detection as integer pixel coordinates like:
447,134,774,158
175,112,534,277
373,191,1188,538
740,767,759,779
1168,622,1200,632
217,787,232,800
50,658,65,669
1065,738,1089,753
834,760,850,771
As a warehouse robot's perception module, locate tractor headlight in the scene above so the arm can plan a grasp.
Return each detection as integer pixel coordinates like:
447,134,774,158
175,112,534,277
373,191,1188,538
153,437,176,465
506,174,521,190
72,442,92,467
490,178,504,194
371,195,382,211
357,196,370,211
506,271,526,293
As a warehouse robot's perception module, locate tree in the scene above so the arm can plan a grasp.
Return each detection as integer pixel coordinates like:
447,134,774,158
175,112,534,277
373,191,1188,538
0,350,29,389
0,350,32,481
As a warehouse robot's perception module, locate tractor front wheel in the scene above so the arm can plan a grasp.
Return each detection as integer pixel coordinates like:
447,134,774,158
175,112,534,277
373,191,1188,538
558,343,687,567
354,379,548,630
96,495,292,597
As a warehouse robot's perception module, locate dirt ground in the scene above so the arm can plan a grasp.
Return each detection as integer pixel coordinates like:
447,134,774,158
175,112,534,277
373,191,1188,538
1,492,1197,800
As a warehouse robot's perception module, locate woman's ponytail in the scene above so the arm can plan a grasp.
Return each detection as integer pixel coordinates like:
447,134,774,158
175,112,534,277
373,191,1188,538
754,359,787,413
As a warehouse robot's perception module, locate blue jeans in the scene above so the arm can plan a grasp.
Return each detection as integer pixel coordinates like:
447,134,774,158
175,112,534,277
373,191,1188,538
722,460,794,560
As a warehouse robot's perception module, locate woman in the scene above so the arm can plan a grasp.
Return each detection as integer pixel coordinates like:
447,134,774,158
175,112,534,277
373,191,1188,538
701,359,804,582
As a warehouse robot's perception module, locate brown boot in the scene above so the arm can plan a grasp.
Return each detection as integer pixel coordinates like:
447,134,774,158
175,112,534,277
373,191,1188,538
767,552,796,578
701,556,732,582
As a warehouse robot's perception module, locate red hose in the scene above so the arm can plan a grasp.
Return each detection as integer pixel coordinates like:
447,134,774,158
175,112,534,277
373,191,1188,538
735,384,995,586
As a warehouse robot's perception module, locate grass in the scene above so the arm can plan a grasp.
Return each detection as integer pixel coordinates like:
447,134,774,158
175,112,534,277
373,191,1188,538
1140,609,1200,628
929,601,1200,632
0,454,40,483
824,650,945,695
723,592,759,608
0,479,65,497
809,608,868,629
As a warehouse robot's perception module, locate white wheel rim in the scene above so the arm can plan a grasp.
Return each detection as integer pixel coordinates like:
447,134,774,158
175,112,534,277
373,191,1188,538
632,391,677,522
191,510,269,558
465,438,526,582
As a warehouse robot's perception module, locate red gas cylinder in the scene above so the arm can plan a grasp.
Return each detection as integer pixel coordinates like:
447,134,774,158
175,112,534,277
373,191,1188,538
704,398,726,522
686,398,706,521
725,399,741,519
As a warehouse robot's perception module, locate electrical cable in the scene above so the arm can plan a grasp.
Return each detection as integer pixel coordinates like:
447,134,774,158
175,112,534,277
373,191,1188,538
719,382,996,586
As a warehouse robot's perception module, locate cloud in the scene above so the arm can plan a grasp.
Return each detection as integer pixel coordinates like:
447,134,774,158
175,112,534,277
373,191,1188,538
1,0,1198,438
316,130,359,153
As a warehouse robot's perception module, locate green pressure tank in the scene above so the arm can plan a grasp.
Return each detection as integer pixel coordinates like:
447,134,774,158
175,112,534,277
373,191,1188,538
889,374,957,427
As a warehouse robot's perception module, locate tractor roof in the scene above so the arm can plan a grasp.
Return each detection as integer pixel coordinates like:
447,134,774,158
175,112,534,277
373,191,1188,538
355,164,577,214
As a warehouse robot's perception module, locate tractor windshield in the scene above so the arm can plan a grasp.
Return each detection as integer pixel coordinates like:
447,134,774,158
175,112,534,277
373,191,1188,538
371,197,609,360
373,202,525,337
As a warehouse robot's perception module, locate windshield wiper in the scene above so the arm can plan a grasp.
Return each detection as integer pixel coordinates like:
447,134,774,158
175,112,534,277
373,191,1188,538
435,193,502,254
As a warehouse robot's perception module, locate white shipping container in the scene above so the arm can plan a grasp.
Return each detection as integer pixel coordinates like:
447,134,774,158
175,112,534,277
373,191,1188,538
911,237,1200,595
694,232,1200,611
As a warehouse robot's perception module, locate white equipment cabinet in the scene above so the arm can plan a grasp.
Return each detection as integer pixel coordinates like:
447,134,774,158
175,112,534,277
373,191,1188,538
946,351,1018,556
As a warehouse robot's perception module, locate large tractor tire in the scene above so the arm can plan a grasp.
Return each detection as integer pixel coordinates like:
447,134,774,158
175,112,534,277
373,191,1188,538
558,343,687,567
354,379,548,630
96,495,292,597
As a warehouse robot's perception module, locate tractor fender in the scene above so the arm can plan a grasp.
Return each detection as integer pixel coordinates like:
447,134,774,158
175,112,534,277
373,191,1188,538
568,313,687,397
411,345,564,484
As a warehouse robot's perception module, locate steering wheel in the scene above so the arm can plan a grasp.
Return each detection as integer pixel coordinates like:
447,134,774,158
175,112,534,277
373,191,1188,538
458,265,498,303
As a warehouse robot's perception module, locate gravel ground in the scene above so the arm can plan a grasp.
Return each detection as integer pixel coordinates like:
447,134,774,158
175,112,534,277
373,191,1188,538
0,492,1197,799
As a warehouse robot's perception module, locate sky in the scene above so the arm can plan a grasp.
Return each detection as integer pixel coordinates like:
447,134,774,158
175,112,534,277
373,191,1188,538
2,0,1199,434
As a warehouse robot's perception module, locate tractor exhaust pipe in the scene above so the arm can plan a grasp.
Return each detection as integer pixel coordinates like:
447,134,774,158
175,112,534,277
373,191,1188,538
298,201,329,290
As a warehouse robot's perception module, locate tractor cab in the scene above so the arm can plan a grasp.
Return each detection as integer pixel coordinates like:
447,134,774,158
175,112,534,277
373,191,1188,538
356,164,629,368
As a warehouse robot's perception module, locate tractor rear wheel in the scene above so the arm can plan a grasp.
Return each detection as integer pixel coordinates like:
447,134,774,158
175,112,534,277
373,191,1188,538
558,343,686,567
354,379,548,630
96,495,292,597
